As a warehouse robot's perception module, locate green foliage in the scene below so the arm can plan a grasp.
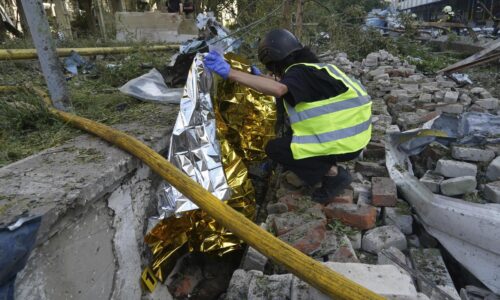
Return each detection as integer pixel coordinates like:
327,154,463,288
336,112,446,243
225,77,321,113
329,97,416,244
395,36,462,74
327,219,360,237
0,46,175,167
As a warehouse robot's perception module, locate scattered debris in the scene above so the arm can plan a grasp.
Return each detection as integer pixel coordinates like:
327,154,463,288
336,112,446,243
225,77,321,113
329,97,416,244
119,68,183,104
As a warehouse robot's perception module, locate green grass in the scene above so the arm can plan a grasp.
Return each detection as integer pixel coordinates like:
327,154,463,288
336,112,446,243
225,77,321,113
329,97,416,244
0,46,176,167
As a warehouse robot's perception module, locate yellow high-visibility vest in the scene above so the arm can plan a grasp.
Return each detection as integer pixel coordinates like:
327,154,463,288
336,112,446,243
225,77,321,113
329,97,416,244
283,63,372,159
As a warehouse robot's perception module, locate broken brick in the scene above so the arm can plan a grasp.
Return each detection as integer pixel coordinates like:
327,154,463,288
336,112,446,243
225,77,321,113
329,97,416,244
277,192,311,211
371,177,397,207
272,205,325,236
278,220,327,255
323,203,377,230
328,235,359,263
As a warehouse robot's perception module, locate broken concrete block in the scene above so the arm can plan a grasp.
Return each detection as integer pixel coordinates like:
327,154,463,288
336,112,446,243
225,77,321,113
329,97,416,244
248,273,293,300
451,146,495,162
351,182,371,200
435,159,477,178
241,247,268,272
443,91,459,103
470,87,487,95
278,220,327,255
348,232,362,250
437,103,463,114
486,156,500,181
459,93,472,106
225,269,261,300
419,171,443,193
368,66,387,79
323,203,377,230
327,235,359,263
440,176,477,196
475,98,499,110
400,83,419,94
362,225,407,254
377,246,406,269
421,82,439,93
409,74,424,82
484,181,500,203
409,248,460,300
434,91,445,102
384,205,413,235
371,177,397,207
374,73,390,81
363,53,379,67
290,276,311,300
438,81,456,89
418,93,433,103
309,263,418,299
354,161,388,177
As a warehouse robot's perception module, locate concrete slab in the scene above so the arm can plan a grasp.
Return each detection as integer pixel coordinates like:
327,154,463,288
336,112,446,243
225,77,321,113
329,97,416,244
0,106,177,299
115,12,197,43
311,262,419,300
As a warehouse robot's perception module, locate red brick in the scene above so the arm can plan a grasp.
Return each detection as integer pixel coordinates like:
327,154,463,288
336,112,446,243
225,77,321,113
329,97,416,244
329,189,354,204
328,236,360,263
272,205,325,236
371,177,397,207
277,192,312,211
323,203,377,230
278,220,327,255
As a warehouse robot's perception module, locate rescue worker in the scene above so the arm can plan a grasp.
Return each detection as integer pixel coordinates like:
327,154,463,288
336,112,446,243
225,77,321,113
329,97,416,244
203,29,372,203
439,5,455,23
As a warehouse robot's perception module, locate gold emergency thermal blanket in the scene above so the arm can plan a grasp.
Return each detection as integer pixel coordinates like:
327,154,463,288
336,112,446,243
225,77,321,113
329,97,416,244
144,53,276,282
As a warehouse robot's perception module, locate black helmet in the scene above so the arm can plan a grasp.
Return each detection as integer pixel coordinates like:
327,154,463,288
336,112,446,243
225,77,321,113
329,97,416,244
258,29,303,65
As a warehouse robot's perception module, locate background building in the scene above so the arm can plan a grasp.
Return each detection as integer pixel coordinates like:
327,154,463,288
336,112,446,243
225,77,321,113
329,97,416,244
398,0,499,25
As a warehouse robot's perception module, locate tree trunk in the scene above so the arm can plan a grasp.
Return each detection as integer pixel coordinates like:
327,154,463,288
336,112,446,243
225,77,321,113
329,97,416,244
53,0,73,39
295,0,303,39
281,0,292,30
15,0,30,38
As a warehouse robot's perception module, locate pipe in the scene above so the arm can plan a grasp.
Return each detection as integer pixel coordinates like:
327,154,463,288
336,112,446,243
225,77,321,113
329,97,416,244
3,86,384,300
0,45,178,60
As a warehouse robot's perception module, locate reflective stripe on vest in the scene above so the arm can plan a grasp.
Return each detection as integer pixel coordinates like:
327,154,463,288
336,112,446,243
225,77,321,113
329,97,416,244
284,63,372,159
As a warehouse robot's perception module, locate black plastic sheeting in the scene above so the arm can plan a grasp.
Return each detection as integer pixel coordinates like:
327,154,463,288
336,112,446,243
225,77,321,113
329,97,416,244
0,217,41,300
395,112,500,156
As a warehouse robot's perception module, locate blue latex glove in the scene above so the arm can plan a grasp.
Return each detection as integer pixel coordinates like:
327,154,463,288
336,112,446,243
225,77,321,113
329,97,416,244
204,51,230,79
251,65,262,76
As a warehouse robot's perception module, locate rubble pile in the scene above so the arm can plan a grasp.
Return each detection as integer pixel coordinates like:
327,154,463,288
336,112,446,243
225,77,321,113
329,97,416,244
222,50,500,299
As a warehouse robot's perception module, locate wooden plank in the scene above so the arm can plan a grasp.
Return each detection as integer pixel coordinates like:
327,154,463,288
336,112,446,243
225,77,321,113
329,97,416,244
438,40,500,74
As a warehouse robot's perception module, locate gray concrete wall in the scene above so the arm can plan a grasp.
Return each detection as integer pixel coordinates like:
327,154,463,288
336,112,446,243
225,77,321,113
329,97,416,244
115,12,198,43
0,106,177,299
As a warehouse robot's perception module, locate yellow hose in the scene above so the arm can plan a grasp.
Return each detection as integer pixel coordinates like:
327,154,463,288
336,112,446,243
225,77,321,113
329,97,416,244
3,86,384,300
0,45,178,60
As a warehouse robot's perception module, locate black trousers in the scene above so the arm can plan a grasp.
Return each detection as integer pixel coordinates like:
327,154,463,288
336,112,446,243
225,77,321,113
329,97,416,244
265,135,362,186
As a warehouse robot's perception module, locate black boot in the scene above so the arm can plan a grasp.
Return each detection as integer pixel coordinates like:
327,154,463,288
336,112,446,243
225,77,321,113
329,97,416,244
312,166,352,204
